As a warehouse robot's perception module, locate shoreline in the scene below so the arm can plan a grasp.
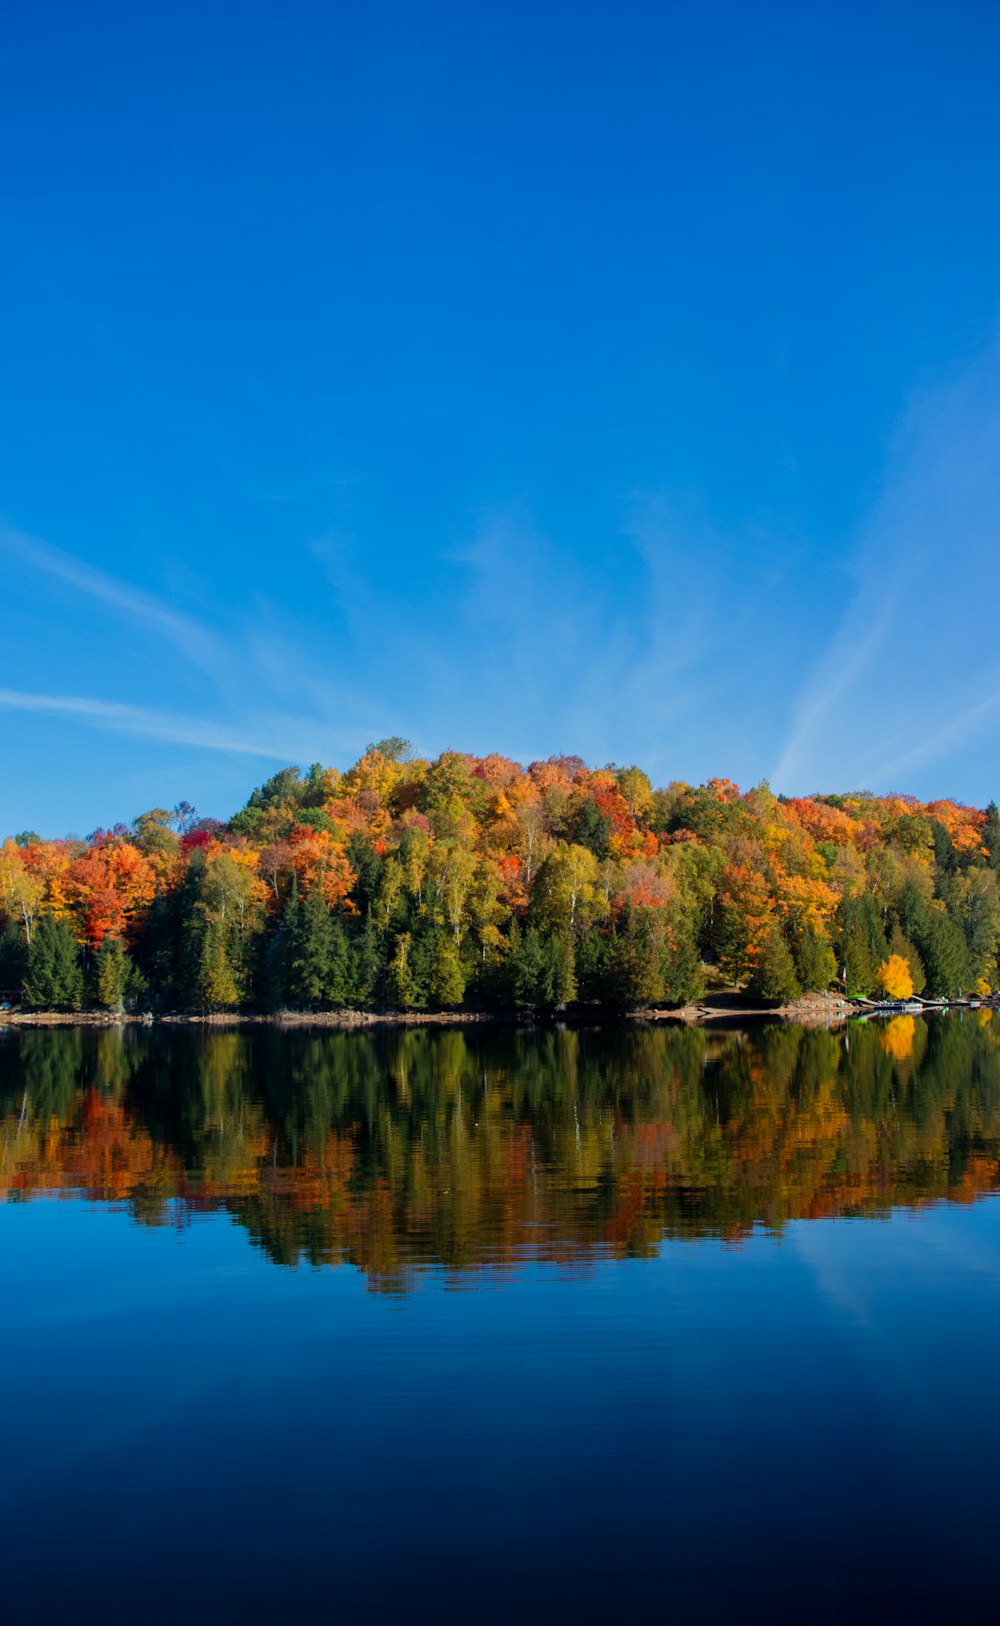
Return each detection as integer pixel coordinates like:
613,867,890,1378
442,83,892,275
0,992,856,1032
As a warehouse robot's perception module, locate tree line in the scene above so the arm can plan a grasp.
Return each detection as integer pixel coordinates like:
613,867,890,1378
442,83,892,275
2,740,999,1012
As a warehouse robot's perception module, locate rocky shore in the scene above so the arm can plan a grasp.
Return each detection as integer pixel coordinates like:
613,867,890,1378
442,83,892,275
0,990,853,1030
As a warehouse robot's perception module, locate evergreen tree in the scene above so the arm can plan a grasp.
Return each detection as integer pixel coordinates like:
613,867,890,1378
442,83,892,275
406,915,436,1008
573,800,612,860
0,919,27,995
551,932,577,1004
292,884,334,1007
791,924,837,993
95,936,146,1013
23,915,84,1011
889,922,926,996
662,928,705,1004
354,912,383,1005
920,911,969,996
199,920,240,1008
430,933,466,1006
956,870,1000,987
899,880,967,995
347,832,384,913
574,922,608,1000
749,926,801,1002
930,820,958,875
605,905,665,1007
264,879,300,1009
508,923,553,1007
837,895,888,995
327,917,357,1005
136,868,199,1009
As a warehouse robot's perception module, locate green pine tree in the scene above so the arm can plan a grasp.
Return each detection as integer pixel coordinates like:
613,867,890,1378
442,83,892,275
327,917,357,1005
354,911,383,1005
508,923,551,1006
792,924,837,993
199,920,240,1009
662,925,705,1004
550,932,577,1005
292,885,334,1008
0,919,27,996
95,936,146,1013
605,905,665,1007
430,933,466,1006
264,879,300,1009
749,926,801,1002
23,915,84,1011
837,895,888,996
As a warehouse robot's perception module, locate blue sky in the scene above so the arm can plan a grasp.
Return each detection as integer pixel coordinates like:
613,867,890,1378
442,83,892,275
3,0,1000,835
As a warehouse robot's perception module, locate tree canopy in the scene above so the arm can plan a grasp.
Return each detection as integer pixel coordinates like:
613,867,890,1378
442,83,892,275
2,753,997,1012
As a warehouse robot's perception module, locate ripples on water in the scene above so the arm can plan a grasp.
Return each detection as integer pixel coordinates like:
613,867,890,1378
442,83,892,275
3,1015,1000,1621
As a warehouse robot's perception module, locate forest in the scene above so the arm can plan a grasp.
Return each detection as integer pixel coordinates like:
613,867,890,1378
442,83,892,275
1,739,999,1014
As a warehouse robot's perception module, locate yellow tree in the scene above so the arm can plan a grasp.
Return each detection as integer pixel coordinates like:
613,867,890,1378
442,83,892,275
0,839,44,944
196,846,270,1008
877,955,914,1000
533,844,606,937
429,840,477,942
201,847,269,929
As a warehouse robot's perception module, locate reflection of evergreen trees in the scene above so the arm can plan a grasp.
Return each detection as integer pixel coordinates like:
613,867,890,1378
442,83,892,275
3,1017,1000,1284
0,1026,147,1119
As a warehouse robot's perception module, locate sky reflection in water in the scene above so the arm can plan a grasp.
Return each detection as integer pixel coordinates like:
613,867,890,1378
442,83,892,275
2,1016,1000,1623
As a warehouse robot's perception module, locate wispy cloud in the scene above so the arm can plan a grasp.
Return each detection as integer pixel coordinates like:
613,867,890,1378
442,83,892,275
434,503,734,772
864,687,1000,790
1,523,379,763
772,329,1000,798
0,524,226,682
0,688,295,759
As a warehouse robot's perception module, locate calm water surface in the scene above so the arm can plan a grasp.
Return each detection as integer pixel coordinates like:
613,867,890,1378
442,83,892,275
3,1015,1000,1622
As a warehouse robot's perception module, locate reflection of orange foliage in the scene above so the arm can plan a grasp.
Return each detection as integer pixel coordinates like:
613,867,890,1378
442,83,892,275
6,1020,1000,1286
0,1092,181,1207
882,1016,916,1061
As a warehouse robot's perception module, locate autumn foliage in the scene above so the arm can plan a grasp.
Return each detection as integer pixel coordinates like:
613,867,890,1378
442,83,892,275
877,955,915,1001
1,746,998,1012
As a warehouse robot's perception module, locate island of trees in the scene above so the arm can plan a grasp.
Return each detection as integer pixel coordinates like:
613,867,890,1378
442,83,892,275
1,740,998,1015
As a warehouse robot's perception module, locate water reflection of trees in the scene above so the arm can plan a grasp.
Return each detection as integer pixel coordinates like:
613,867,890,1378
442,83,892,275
2,1015,1000,1289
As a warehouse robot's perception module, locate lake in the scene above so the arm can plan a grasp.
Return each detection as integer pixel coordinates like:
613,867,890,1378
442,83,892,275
3,1014,1000,1622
